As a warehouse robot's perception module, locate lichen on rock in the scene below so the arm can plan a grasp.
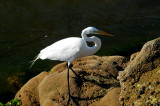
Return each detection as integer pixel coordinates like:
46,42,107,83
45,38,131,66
118,37,160,105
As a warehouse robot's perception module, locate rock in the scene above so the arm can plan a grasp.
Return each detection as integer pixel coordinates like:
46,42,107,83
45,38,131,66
118,37,160,105
51,56,128,78
15,55,128,106
15,37,160,106
130,52,139,61
90,87,121,106
15,72,49,106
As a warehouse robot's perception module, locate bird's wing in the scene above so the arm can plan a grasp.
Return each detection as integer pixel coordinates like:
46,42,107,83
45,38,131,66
39,37,83,62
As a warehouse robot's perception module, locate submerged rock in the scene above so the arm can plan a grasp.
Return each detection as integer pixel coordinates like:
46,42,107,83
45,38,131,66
15,56,127,106
118,37,160,105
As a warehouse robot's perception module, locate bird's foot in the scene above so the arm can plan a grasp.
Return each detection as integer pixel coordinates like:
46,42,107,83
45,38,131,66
67,94,78,106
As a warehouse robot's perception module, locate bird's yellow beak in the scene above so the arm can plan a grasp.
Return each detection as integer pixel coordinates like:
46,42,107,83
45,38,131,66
95,31,114,36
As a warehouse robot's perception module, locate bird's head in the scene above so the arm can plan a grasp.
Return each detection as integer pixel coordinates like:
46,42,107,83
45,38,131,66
83,27,114,36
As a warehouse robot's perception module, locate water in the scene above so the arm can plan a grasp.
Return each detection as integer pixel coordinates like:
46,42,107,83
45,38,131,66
0,0,160,103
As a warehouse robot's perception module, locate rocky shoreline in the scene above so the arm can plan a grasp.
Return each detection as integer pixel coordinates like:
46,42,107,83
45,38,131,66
15,37,160,106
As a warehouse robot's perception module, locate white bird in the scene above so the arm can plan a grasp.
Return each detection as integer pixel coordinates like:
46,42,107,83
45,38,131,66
30,26,114,105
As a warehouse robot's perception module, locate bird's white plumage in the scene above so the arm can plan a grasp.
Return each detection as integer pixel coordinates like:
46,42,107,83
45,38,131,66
30,27,113,67
40,37,84,62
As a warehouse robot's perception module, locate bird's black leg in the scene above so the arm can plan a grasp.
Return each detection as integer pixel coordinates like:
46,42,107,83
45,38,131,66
69,65,78,76
66,63,78,76
67,64,71,105
66,63,78,106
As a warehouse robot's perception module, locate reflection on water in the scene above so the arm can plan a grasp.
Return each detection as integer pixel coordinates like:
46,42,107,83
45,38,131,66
0,0,160,103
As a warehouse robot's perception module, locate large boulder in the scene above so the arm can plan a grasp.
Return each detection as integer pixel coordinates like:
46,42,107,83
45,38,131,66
15,55,128,106
118,37,160,105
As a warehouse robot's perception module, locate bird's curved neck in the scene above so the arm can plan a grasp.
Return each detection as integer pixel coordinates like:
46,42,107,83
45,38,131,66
81,31,101,56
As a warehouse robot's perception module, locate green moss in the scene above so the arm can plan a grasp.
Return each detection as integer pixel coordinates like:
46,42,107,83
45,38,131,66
0,102,4,106
47,70,51,73
0,99,21,106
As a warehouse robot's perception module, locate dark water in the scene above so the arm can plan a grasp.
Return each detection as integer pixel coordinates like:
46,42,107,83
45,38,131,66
0,0,160,103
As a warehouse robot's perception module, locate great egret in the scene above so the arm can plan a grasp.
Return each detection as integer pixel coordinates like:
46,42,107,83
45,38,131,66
30,27,114,105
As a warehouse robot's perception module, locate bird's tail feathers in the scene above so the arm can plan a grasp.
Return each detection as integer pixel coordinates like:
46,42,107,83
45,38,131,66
30,53,41,68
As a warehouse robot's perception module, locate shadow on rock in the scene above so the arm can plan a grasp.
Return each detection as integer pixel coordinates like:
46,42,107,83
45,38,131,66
15,55,127,106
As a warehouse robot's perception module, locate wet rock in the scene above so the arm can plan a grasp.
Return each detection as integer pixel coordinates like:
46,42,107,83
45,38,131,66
15,56,128,106
118,37,160,105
